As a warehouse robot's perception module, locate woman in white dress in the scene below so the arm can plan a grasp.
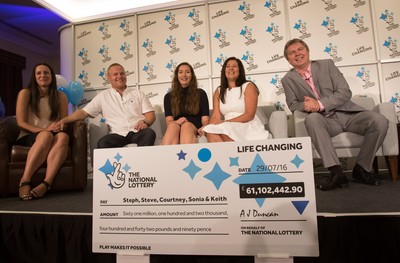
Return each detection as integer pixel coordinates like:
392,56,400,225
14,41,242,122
203,57,269,142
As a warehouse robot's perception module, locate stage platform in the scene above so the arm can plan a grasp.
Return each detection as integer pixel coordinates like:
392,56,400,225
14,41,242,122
1,171,400,263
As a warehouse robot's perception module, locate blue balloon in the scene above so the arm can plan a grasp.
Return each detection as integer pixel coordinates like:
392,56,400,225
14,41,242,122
0,97,5,117
67,81,84,106
58,86,72,103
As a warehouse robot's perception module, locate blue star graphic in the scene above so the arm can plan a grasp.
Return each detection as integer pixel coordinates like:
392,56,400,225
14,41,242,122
123,163,131,173
99,159,114,175
183,160,202,180
291,154,304,169
177,150,187,160
204,162,231,190
114,153,123,162
229,157,239,167
233,154,286,207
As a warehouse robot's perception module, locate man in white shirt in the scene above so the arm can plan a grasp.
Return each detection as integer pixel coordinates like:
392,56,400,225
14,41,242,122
58,63,156,147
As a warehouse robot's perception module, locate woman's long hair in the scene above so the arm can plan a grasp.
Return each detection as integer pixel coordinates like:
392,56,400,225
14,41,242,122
27,62,60,121
170,62,199,116
219,57,247,103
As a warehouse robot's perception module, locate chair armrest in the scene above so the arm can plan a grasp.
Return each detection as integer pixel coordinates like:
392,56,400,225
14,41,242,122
293,110,309,137
71,120,88,188
269,111,288,138
0,116,20,145
151,112,167,145
374,103,399,156
0,116,20,192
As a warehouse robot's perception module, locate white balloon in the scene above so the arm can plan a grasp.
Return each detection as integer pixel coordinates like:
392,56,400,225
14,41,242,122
55,74,68,88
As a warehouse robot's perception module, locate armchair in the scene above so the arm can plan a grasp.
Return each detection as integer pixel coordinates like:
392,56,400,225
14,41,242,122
0,116,88,196
293,96,398,181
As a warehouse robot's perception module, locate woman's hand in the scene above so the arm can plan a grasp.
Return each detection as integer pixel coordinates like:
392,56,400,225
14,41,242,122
198,126,204,137
176,117,187,126
47,122,61,132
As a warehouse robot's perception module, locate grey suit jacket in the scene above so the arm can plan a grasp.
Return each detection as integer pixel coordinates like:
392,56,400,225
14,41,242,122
282,59,366,114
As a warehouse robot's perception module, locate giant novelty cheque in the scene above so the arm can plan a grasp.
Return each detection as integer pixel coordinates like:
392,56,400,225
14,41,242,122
93,137,319,257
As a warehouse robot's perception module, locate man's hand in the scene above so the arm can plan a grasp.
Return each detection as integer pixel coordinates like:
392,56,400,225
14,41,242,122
134,120,149,131
303,96,320,112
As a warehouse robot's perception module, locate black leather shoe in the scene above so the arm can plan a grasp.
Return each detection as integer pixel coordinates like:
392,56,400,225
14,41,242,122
352,164,381,186
316,172,349,191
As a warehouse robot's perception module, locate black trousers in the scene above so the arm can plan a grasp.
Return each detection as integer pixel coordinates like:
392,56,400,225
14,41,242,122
97,128,156,148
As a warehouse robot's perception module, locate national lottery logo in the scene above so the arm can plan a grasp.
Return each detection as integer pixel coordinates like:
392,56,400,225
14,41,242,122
98,153,158,190
264,0,281,18
266,23,283,43
293,19,311,39
193,62,206,70
240,26,256,46
142,39,156,57
356,67,375,89
321,17,339,37
383,37,400,58
380,10,399,31
165,12,179,30
322,0,337,11
146,91,159,100
98,45,112,63
98,22,111,40
390,93,400,114
165,36,180,54
98,68,110,86
324,43,342,62
238,1,254,21
215,54,227,67
78,70,91,88
78,48,91,66
188,8,203,27
189,32,205,51
270,74,284,96
166,60,178,77
350,13,369,34
266,53,284,64
241,51,258,71
120,42,133,60
289,0,309,10
143,62,157,81
214,29,230,48
119,19,133,37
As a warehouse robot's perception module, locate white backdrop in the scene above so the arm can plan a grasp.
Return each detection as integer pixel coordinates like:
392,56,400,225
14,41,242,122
64,0,400,116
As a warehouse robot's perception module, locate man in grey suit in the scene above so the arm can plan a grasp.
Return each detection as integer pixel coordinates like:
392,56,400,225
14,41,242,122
282,38,388,190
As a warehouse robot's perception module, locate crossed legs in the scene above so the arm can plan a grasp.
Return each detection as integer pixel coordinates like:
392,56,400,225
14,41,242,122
19,131,69,200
